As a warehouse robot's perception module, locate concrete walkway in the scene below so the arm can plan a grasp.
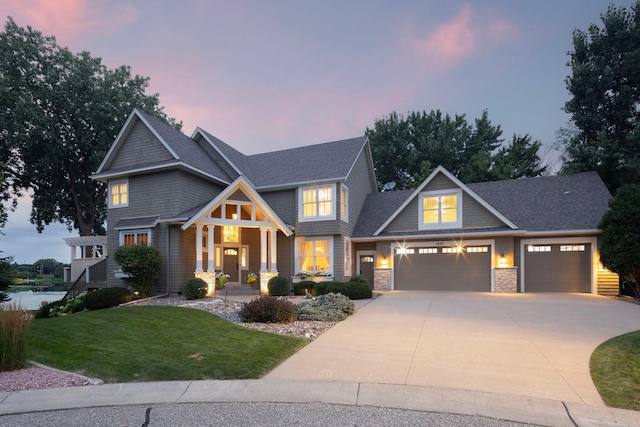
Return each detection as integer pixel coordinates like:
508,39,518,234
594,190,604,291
2,292,640,426
266,292,640,406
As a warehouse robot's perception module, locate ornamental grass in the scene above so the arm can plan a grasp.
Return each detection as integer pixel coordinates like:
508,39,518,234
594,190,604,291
0,301,33,371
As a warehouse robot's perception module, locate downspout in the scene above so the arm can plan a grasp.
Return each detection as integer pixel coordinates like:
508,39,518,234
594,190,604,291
166,224,170,296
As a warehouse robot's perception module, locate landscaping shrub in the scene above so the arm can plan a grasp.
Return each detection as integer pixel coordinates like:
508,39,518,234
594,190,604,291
293,281,316,296
35,299,68,319
113,245,162,297
48,292,89,317
268,276,290,296
240,295,298,323
325,281,373,300
84,287,132,311
0,301,33,371
312,281,332,296
183,278,208,300
349,275,368,286
298,292,355,321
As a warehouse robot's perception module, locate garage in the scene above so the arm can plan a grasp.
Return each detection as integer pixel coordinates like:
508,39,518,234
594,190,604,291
394,245,491,291
524,244,591,292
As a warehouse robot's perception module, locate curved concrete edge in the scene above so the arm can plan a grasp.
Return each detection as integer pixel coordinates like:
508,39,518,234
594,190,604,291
2,380,640,426
28,361,103,385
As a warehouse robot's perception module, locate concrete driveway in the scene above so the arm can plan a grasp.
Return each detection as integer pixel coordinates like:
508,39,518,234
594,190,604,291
265,291,640,406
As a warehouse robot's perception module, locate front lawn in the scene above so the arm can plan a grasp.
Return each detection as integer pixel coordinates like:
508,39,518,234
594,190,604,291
28,306,306,383
590,330,640,410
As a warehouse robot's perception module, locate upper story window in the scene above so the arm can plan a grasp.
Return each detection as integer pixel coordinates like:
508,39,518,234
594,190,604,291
298,184,336,222
341,185,349,222
419,189,462,229
109,179,129,208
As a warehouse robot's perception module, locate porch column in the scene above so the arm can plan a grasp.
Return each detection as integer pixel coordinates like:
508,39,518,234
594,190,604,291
195,224,203,272
269,229,277,272
260,227,268,271
207,225,215,272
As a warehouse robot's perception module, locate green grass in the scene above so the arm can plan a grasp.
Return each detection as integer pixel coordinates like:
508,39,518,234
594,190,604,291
28,306,307,383
590,330,640,410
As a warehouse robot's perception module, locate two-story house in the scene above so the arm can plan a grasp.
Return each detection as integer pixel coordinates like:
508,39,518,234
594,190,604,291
92,109,617,296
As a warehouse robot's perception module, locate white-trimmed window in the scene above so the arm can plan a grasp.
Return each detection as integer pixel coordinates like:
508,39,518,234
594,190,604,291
528,245,551,252
109,179,129,208
344,237,351,275
341,185,349,222
299,184,336,221
296,236,333,273
442,247,463,254
467,246,488,253
119,229,150,246
419,189,462,229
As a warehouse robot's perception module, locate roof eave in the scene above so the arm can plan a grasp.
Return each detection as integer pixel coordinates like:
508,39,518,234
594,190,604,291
352,228,526,242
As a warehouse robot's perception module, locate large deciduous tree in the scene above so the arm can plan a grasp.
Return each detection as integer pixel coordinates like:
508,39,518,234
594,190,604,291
366,110,546,189
560,1,640,192
598,184,640,298
0,17,181,236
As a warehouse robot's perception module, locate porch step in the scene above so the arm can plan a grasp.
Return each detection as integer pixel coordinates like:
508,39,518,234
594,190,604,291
216,285,260,296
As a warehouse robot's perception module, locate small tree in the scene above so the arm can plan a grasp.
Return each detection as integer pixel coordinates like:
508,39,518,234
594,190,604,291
0,253,13,302
113,245,162,298
598,184,640,298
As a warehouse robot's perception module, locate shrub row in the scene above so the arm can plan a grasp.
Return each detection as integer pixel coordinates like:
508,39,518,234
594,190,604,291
84,287,131,310
312,281,372,300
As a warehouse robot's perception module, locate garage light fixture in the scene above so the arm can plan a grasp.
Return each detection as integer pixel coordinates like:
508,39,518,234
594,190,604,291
499,254,507,267
381,256,388,267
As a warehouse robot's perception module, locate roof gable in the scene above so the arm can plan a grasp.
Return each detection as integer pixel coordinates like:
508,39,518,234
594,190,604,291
181,176,293,236
373,166,517,235
94,109,231,184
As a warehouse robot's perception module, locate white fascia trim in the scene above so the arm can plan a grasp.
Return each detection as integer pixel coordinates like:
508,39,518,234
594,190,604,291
95,109,139,174
350,229,525,242
522,229,601,237
373,166,518,236
181,175,293,237
136,111,180,160
193,128,244,177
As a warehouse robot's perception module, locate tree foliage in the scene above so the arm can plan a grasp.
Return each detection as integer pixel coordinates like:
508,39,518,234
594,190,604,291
113,245,162,297
598,184,640,298
32,258,62,275
366,110,546,189
0,17,181,236
0,253,14,302
560,1,640,192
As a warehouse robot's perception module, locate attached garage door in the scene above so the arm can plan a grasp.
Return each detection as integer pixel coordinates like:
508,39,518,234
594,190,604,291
394,246,491,291
524,244,591,292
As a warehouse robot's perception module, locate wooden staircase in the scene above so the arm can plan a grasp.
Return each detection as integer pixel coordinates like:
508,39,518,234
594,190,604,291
597,268,619,296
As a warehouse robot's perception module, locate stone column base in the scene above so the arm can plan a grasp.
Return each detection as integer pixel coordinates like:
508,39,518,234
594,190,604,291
374,268,391,290
195,271,216,296
260,271,279,295
494,267,518,293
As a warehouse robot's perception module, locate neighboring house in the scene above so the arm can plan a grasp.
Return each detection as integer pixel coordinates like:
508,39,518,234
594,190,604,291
92,108,617,296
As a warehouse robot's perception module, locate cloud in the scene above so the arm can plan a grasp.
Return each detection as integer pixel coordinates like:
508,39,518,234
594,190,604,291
406,4,517,72
0,0,138,45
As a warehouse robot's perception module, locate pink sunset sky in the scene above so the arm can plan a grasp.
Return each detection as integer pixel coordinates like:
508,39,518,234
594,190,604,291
0,0,635,263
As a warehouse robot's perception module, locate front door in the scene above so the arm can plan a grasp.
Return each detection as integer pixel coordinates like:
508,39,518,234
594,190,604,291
359,254,375,289
223,248,239,283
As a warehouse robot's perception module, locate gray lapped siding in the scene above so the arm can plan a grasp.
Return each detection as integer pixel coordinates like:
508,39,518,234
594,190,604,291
109,121,174,170
343,148,376,236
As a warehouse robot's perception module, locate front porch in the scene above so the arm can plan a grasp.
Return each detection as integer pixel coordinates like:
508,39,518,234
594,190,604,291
181,176,294,296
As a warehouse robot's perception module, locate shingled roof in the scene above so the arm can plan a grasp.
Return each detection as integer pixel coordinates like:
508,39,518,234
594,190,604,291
352,171,611,238
467,171,611,232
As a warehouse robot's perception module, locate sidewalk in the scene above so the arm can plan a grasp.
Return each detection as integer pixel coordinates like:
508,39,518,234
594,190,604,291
1,379,640,426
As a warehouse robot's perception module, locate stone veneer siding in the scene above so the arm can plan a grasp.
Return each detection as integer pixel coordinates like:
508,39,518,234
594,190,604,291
494,268,518,293
374,268,391,290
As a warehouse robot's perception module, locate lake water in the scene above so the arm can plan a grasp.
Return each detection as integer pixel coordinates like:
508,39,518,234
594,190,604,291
2,291,67,310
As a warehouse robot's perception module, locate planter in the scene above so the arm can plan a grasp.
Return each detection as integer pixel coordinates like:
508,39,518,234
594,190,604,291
292,276,333,283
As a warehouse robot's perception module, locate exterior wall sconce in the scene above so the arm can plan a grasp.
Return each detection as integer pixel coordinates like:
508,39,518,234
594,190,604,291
381,256,388,268
499,254,508,267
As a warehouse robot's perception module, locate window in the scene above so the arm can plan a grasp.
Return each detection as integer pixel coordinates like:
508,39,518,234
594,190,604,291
419,248,437,254
467,246,488,253
341,186,348,222
396,248,415,254
109,179,128,208
223,226,239,243
299,184,336,221
296,237,332,273
560,245,585,252
442,247,463,254
528,245,551,252
119,230,150,246
344,238,351,275
419,189,462,229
